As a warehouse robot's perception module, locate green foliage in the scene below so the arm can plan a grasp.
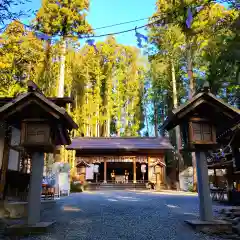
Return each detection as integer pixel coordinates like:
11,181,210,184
69,37,146,136
146,0,240,168
34,0,92,37
188,184,194,192
70,181,84,192
147,0,240,128
0,21,44,96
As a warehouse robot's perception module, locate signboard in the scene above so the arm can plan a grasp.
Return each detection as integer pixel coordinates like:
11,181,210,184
59,172,70,195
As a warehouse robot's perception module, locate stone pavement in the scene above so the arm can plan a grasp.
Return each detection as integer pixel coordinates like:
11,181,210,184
16,191,224,240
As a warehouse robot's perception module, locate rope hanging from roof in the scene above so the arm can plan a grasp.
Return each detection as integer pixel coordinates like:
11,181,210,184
207,131,237,163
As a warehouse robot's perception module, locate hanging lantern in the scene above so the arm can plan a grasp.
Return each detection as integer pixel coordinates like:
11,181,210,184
180,116,217,151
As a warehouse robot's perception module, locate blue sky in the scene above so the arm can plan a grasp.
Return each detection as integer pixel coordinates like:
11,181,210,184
17,0,156,47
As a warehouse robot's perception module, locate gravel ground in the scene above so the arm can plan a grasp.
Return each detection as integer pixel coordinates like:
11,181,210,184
18,191,223,240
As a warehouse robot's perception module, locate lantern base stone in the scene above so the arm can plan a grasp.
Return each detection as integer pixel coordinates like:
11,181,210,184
5,221,56,236
185,219,232,234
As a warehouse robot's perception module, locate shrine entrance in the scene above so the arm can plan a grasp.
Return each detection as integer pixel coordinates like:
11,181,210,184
100,162,133,182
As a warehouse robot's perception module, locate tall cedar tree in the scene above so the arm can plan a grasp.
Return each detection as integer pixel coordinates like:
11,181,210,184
35,0,92,97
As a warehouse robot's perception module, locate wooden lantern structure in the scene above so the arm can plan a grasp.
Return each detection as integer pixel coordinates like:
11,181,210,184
180,116,217,151
20,119,55,152
0,81,78,152
162,84,239,226
162,85,239,152
0,81,78,227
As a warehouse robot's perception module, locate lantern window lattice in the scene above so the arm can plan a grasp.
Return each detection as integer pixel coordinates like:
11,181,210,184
191,122,212,142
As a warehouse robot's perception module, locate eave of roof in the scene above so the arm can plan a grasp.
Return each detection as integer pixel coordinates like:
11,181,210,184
0,96,73,108
162,92,240,131
66,137,174,153
0,91,78,130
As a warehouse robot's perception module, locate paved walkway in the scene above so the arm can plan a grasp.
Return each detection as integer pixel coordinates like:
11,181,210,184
26,190,222,240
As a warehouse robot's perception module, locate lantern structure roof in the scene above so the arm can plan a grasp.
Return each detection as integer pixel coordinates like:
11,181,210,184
162,89,240,138
0,81,78,131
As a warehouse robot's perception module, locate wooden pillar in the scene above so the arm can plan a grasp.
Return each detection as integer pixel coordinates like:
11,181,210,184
133,157,136,183
195,152,213,221
0,125,11,200
155,165,161,191
148,156,151,182
28,152,45,225
160,167,163,184
104,159,107,183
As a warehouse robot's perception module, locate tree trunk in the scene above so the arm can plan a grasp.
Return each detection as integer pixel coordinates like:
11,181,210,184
186,38,197,192
153,100,158,137
171,61,182,190
58,39,66,97
144,101,149,136
237,65,240,109
171,61,178,109
187,40,194,99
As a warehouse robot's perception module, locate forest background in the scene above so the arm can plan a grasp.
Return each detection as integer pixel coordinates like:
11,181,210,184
0,0,239,187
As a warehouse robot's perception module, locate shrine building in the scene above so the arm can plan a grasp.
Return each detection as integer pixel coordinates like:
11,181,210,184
66,137,173,184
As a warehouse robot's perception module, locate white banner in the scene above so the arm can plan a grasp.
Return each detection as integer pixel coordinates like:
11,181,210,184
141,164,146,173
86,164,94,180
93,164,99,173
59,172,70,193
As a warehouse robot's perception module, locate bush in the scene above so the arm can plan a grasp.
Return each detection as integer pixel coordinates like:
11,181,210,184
188,184,194,192
70,181,88,192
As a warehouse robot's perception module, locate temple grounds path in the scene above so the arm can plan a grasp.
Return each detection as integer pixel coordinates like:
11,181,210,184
25,190,223,240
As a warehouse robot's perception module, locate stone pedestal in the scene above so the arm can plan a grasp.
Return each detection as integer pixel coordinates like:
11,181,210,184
185,220,232,234
5,222,56,236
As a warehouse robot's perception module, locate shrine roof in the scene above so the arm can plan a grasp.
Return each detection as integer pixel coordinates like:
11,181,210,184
66,137,173,155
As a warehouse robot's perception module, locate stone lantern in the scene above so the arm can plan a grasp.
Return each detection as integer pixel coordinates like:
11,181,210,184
162,83,239,231
0,81,78,233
